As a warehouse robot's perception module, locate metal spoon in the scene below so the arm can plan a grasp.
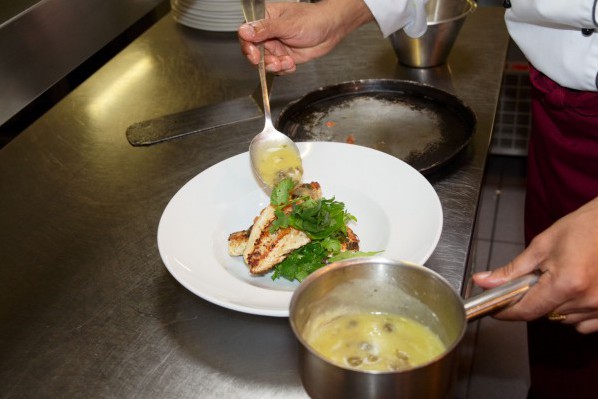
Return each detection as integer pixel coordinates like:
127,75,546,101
241,0,303,188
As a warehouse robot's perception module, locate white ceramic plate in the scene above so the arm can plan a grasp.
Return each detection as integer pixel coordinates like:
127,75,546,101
171,0,300,31
158,142,443,317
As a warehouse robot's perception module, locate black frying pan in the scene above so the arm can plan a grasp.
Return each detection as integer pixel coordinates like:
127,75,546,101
277,79,476,174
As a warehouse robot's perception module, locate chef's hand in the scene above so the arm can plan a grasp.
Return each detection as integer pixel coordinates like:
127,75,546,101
238,0,373,74
473,196,598,334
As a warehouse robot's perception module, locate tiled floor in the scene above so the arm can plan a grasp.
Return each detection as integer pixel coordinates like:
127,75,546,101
491,64,531,156
462,154,530,399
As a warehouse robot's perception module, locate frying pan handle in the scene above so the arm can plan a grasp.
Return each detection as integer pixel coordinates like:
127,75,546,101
464,273,539,321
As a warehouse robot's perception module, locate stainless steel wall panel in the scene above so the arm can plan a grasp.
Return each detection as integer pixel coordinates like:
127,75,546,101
0,0,165,125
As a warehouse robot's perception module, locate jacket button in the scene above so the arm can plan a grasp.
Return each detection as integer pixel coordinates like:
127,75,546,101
582,28,595,36
503,0,511,7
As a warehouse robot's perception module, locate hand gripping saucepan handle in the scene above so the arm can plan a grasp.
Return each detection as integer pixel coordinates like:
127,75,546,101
464,273,539,321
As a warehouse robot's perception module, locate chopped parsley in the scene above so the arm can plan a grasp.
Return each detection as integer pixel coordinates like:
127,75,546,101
269,178,380,282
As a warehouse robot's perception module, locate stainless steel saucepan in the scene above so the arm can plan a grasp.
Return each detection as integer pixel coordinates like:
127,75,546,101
289,257,538,399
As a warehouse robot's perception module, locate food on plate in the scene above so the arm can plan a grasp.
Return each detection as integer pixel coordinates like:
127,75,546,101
303,312,446,372
228,178,379,282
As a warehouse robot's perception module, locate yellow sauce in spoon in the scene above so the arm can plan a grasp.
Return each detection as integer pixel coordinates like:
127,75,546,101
254,144,303,186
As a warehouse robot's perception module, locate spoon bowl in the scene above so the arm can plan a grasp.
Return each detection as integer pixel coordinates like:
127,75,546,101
242,0,303,188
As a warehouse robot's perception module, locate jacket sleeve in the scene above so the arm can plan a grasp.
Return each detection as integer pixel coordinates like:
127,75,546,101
363,0,428,38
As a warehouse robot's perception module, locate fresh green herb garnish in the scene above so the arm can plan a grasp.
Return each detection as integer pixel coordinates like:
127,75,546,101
270,178,295,206
268,178,380,282
268,178,355,240
272,242,381,282
271,242,330,282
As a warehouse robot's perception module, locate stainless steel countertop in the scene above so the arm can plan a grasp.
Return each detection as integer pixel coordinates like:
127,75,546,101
0,8,509,398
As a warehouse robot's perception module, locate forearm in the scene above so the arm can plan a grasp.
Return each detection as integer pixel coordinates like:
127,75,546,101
316,0,375,40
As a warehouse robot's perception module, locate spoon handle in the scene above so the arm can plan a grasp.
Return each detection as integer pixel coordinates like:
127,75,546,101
241,0,273,129
241,0,265,23
258,42,273,128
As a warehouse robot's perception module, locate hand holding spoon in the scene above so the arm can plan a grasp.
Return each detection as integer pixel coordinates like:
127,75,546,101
241,0,303,188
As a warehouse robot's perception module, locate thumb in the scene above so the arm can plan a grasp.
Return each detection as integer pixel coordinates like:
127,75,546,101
239,19,279,43
473,245,541,289
473,263,517,289
238,22,258,42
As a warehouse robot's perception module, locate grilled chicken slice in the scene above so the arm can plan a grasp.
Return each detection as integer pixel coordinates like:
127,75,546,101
227,181,358,274
242,205,311,274
228,224,360,264
291,182,322,200
227,182,322,258
341,226,360,252
228,229,250,256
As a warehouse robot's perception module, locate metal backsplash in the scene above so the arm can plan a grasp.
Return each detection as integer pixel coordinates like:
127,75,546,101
0,0,165,126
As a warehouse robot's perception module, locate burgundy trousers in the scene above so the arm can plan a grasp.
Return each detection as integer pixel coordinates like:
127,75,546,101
525,65,598,399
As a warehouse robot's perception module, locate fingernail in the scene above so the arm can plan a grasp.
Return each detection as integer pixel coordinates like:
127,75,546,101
265,63,278,73
239,23,255,38
250,21,265,34
474,271,492,279
280,58,293,71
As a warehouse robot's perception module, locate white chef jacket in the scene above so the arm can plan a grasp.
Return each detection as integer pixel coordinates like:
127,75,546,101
363,0,428,38
506,1,598,91
364,0,598,91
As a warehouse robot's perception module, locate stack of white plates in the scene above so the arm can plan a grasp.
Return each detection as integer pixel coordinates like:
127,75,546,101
171,0,245,32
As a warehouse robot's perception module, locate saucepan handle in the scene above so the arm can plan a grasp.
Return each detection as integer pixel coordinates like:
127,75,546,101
464,273,539,321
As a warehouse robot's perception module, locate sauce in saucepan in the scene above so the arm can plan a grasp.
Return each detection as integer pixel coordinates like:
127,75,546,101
303,312,446,372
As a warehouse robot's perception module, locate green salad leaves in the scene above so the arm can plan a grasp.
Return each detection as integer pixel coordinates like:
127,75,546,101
269,178,380,282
